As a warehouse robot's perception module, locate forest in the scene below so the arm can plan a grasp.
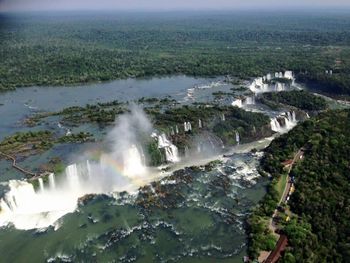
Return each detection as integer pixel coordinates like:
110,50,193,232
260,90,328,111
251,109,350,262
1,11,350,96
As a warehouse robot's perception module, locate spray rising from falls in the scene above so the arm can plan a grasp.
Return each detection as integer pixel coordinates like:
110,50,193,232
0,107,157,230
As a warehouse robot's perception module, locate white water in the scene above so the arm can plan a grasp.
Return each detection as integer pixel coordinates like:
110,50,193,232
270,111,298,133
235,131,240,144
232,95,256,108
184,121,192,132
198,119,202,129
157,133,180,163
122,145,147,178
232,98,243,108
0,107,158,230
249,70,294,94
38,178,44,192
49,173,55,190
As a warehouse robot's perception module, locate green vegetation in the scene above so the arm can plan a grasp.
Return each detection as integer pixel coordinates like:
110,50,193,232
58,132,94,143
1,12,350,96
0,130,95,159
247,176,281,258
0,131,53,157
274,173,287,201
151,104,272,148
146,140,165,166
260,90,328,111
250,109,350,262
59,103,125,125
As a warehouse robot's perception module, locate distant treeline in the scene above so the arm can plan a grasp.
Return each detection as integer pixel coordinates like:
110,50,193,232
1,12,350,95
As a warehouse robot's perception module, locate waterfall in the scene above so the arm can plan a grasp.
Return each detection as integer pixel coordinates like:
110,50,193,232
184,146,189,158
170,127,175,136
49,173,56,190
123,145,146,177
284,71,293,80
270,118,282,132
66,164,80,190
0,180,79,230
175,125,179,134
266,73,272,81
284,111,297,129
38,178,44,192
184,122,192,132
232,98,243,108
306,113,310,119
249,77,270,93
157,133,180,163
244,96,256,105
222,114,226,121
198,119,202,129
275,82,286,92
235,131,240,144
86,160,92,179
270,111,297,133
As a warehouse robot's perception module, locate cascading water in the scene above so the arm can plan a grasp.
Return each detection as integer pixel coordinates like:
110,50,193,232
270,111,297,133
38,178,44,192
123,145,147,177
270,118,281,132
184,146,189,158
0,107,157,230
275,83,285,92
157,133,180,163
232,95,256,108
198,119,202,129
249,70,294,94
65,164,80,190
235,131,240,144
49,173,56,190
244,96,255,105
232,98,243,108
222,114,226,121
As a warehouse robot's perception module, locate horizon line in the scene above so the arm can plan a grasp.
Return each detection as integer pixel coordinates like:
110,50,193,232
2,6,350,14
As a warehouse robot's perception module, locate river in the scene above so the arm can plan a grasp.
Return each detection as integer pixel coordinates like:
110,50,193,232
0,74,336,262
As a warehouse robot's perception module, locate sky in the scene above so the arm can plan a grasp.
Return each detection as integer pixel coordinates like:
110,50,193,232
1,0,350,12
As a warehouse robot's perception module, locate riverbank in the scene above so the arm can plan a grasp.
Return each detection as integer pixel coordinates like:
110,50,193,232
248,109,350,262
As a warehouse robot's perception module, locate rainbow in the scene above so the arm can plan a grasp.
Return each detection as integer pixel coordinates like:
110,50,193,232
85,149,148,187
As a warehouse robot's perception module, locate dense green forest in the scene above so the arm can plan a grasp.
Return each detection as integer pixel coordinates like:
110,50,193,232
260,90,328,111
1,11,350,95
254,109,350,262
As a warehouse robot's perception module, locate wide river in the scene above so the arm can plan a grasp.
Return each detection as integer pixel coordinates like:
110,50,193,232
0,75,302,262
